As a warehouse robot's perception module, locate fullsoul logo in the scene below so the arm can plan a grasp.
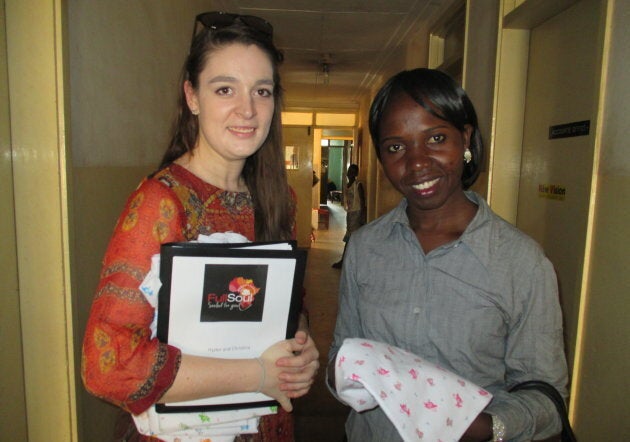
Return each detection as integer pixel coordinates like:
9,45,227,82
200,264,268,322
206,277,260,311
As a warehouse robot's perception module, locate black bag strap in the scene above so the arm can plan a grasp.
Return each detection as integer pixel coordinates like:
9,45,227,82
509,380,577,442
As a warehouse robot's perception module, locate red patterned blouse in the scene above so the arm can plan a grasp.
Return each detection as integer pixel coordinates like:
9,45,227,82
82,163,294,441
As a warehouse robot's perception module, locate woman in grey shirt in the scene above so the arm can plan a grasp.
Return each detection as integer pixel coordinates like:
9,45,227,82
328,68,567,442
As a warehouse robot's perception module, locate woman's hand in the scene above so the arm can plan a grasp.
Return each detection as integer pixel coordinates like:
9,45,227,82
258,339,307,412
460,412,492,442
275,317,320,399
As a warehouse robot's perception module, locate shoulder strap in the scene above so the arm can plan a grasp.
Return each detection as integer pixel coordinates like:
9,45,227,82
509,381,577,442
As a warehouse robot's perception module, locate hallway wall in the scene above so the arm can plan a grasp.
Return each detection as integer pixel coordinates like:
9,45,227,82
68,1,212,439
0,0,27,438
4,0,77,439
572,0,630,438
463,0,500,198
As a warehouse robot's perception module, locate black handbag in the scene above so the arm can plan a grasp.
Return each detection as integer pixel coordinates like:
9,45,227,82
509,380,577,442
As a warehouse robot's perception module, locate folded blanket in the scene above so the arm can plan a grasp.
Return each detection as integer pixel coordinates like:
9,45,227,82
132,405,275,441
335,338,492,442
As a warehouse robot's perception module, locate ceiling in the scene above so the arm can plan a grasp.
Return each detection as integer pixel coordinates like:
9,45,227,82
214,0,457,111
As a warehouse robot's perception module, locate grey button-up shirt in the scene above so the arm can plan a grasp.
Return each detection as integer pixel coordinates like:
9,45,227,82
329,191,568,441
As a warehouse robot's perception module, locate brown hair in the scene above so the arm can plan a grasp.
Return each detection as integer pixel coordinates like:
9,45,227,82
159,19,293,241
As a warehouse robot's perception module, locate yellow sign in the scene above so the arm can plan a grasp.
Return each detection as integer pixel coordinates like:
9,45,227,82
538,184,566,201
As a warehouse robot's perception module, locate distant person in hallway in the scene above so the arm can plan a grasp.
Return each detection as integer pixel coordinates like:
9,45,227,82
312,169,320,186
327,68,568,441
81,12,318,442
332,164,366,268
327,178,337,193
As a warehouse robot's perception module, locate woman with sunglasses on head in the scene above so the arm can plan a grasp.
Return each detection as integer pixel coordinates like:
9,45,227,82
82,12,318,441
327,69,568,441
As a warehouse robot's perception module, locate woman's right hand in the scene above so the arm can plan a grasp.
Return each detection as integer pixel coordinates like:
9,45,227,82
258,339,309,412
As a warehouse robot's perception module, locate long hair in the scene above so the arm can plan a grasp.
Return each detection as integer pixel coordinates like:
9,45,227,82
160,19,293,241
368,68,483,189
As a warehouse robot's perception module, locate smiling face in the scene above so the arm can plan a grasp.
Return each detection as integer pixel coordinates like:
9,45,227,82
184,43,275,164
377,91,472,216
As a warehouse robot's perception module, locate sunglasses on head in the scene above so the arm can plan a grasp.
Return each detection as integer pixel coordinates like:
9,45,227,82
191,11,273,44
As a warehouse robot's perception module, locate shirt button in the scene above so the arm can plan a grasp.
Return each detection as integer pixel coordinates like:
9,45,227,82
413,307,421,314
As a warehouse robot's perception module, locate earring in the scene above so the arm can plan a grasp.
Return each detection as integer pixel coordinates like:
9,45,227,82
463,148,472,164
191,109,199,115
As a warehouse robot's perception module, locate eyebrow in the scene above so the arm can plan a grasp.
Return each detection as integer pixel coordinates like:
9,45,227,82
421,124,451,132
209,75,274,87
379,124,451,143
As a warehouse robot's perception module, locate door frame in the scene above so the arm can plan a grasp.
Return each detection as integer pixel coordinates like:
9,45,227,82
489,0,609,422
4,0,78,439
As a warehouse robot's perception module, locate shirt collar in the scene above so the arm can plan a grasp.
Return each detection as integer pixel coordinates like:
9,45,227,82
460,191,493,269
390,191,493,268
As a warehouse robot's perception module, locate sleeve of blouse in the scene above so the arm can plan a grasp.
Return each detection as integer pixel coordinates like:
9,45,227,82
81,178,186,415
485,255,569,441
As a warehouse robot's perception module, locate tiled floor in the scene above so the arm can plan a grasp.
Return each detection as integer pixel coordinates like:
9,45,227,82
294,202,351,442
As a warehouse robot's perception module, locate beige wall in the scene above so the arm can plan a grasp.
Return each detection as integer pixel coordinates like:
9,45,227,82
488,27,529,223
572,0,630,438
0,0,27,438
462,0,500,198
68,1,212,439
68,0,210,168
4,0,77,440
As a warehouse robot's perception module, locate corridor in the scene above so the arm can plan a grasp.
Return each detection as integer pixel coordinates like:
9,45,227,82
294,202,351,442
